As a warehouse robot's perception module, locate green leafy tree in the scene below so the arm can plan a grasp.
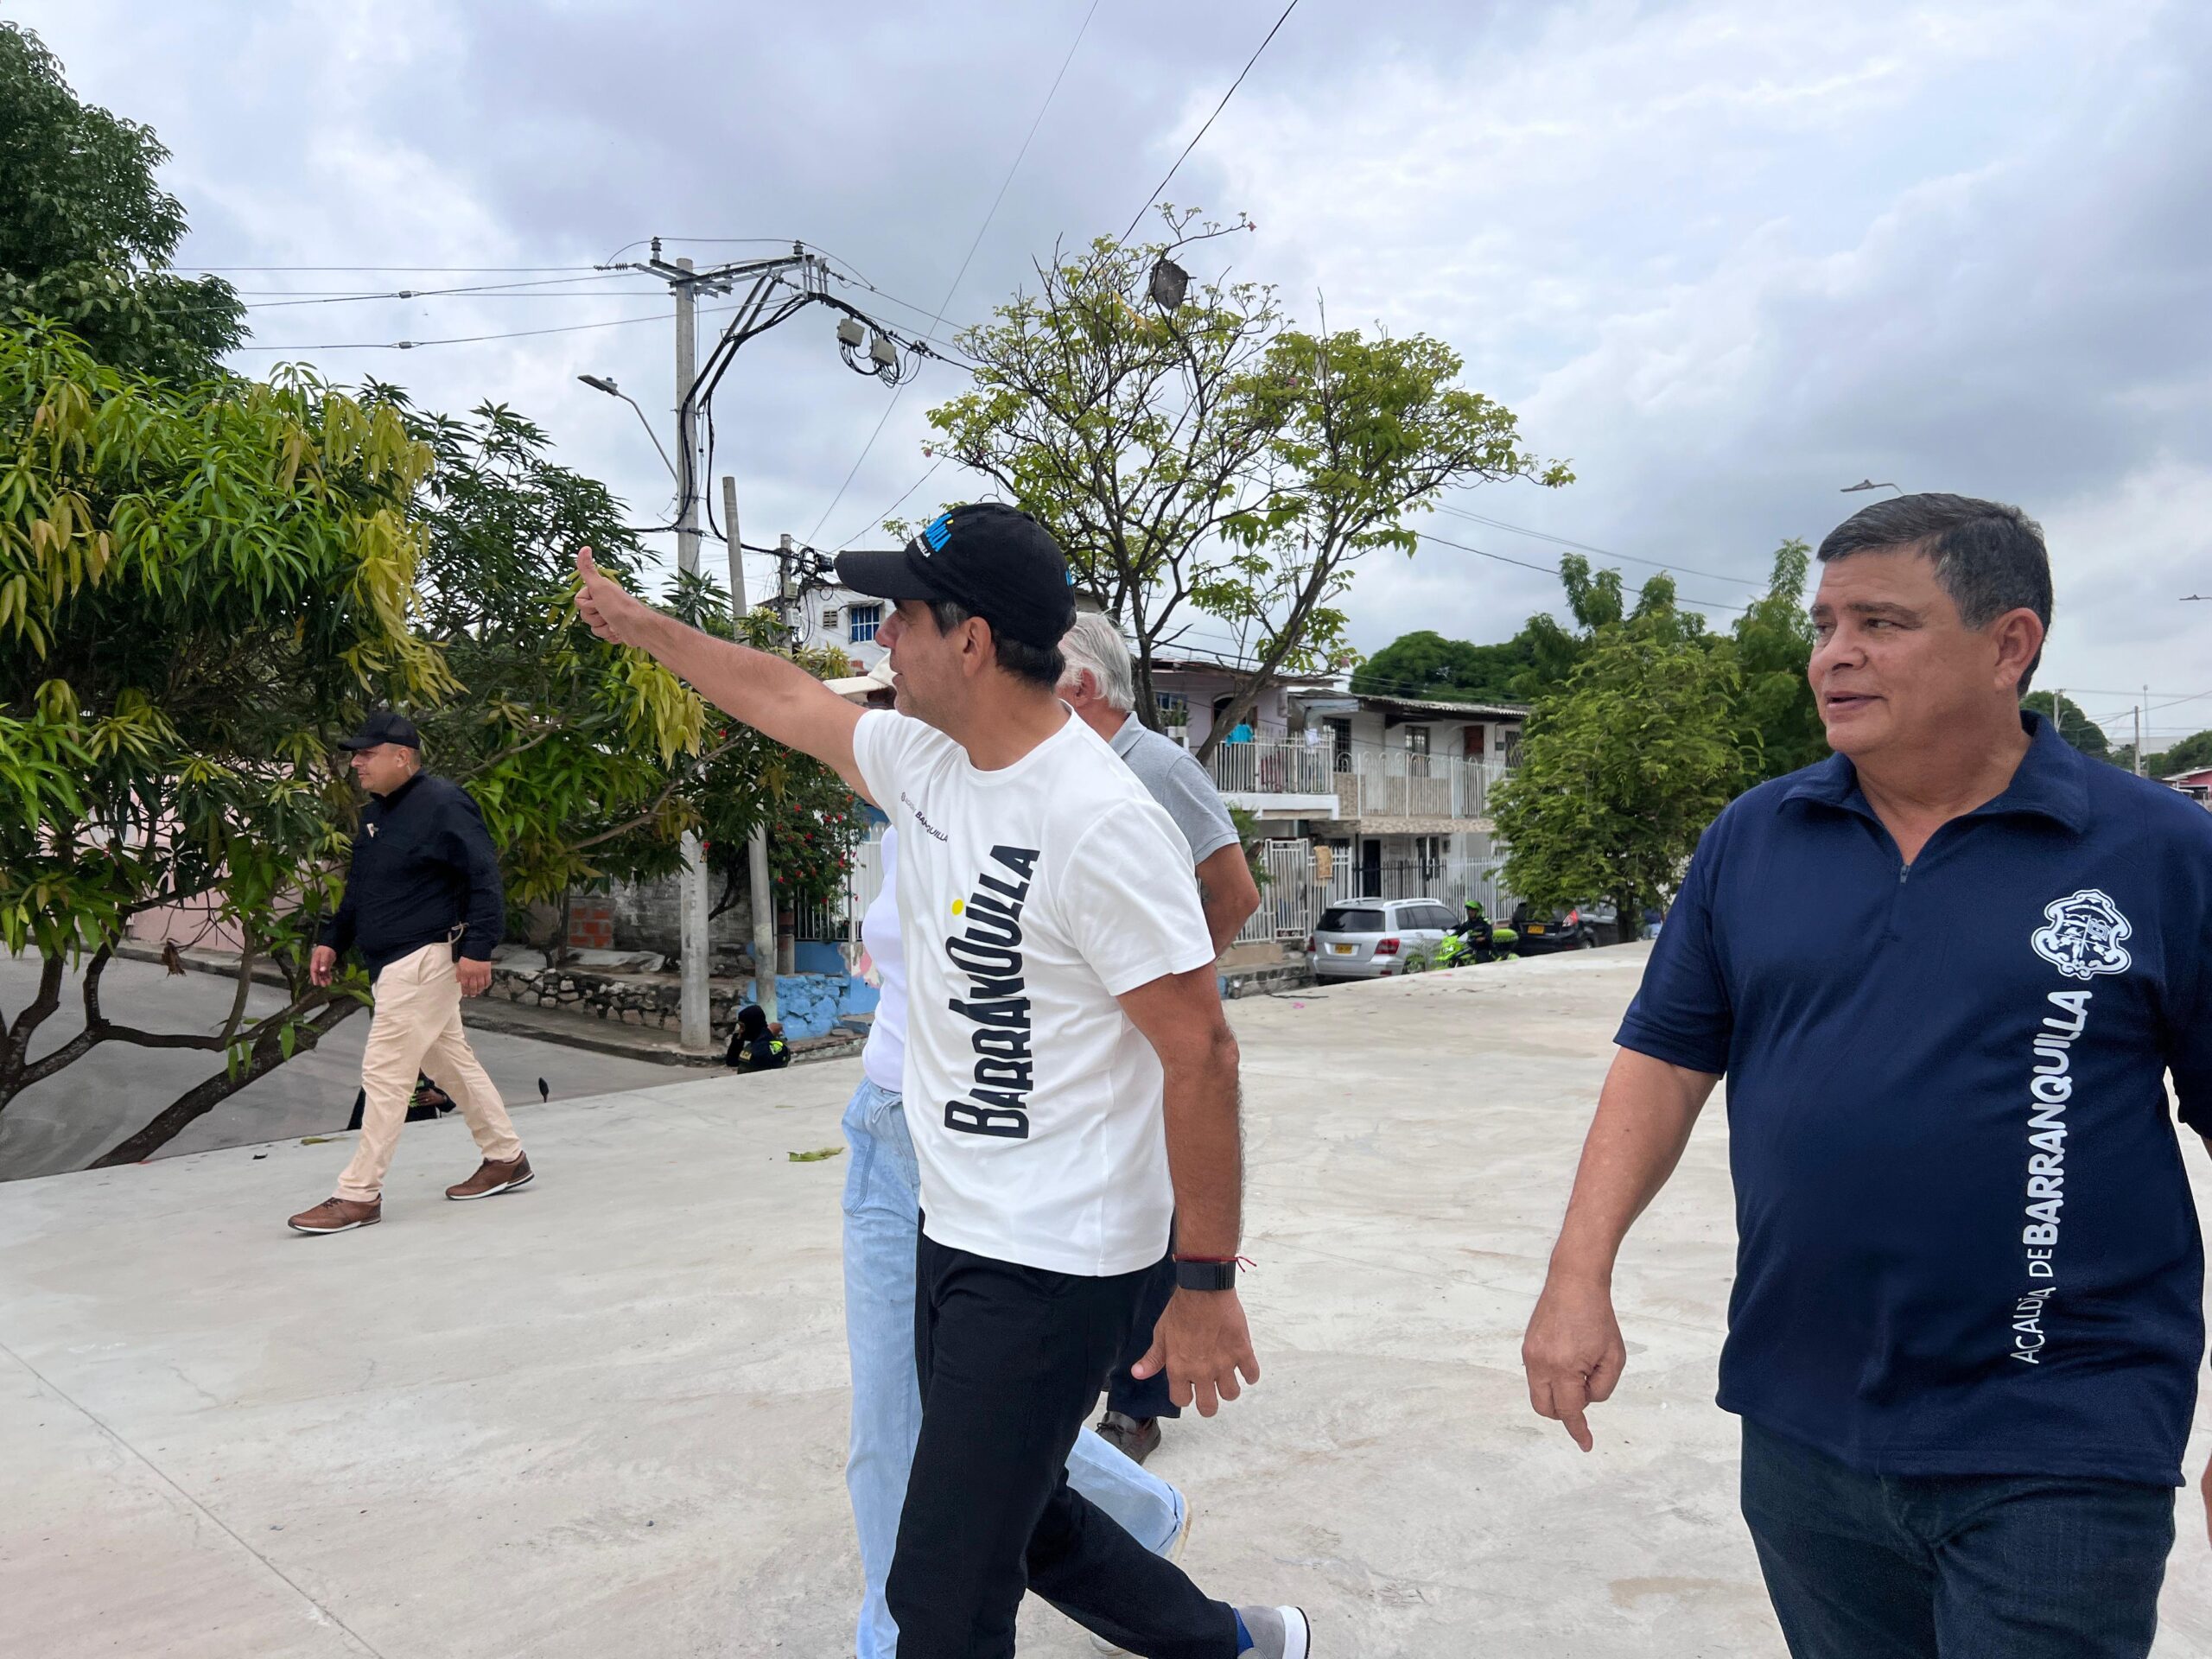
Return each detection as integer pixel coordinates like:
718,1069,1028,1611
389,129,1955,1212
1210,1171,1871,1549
1721,539,1826,785
0,327,448,1160
1353,618,1586,706
0,331,705,1166
926,208,1564,738
2154,729,2212,777
374,391,707,908
1491,605,1746,922
687,598,868,926
1198,325,1569,754
925,210,1282,723
0,24,244,379
2021,691,2109,759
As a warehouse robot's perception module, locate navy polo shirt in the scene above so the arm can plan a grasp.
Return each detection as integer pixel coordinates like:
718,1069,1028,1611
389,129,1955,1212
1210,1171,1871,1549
1619,712,2212,1486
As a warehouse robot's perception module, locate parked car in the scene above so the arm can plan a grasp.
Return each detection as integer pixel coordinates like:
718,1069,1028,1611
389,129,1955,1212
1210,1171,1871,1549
1307,898,1456,980
1510,901,1609,955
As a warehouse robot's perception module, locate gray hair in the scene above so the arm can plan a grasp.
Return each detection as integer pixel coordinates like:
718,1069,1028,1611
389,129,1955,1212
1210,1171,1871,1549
1058,611,1136,710
1815,493,2052,691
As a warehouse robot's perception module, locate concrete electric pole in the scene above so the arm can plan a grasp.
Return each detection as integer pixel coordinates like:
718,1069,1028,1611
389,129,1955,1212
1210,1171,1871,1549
671,258,714,1053
579,236,936,1051
723,474,779,1025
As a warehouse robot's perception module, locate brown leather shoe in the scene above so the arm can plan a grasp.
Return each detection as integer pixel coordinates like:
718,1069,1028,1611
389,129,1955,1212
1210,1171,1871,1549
446,1153,533,1201
1094,1409,1162,1465
288,1195,381,1235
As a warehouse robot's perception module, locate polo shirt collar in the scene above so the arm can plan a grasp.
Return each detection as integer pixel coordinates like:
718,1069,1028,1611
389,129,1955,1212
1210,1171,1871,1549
1109,711,1143,759
1782,710,2089,835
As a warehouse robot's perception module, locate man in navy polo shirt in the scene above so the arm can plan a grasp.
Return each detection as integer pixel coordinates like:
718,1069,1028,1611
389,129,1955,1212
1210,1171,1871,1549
1522,493,2212,1657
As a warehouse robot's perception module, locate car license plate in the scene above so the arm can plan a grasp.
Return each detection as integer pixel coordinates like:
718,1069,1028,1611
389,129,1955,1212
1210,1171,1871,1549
1526,925,1545,934
1330,943,1356,955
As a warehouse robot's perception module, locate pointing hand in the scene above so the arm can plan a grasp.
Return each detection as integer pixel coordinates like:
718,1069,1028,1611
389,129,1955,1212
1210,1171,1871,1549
574,547,654,647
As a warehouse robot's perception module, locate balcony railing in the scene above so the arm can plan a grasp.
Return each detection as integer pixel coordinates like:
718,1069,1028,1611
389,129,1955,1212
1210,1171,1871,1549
1204,737,1513,822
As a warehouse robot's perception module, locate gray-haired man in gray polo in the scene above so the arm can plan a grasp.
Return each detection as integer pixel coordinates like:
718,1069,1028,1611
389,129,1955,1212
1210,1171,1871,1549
1059,610,1262,1465
1059,613,1262,959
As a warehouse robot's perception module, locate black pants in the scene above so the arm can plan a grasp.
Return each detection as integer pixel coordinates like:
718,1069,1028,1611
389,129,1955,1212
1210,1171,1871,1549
1105,1249,1181,1421
885,1230,1238,1659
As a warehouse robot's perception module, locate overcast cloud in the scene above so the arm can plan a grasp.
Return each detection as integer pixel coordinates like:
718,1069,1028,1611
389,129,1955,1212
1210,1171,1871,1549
22,0,2212,746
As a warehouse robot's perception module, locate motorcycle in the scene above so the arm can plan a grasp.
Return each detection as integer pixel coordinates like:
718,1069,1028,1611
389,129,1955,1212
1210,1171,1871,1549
1433,912,1503,969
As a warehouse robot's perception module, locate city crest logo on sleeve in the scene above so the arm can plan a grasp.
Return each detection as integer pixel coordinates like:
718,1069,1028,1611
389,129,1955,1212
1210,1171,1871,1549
2030,888,2133,982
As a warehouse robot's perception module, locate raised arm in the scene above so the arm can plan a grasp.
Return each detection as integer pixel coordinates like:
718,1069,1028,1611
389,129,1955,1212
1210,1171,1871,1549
1521,1046,1720,1450
1117,964,1258,1416
573,549,871,800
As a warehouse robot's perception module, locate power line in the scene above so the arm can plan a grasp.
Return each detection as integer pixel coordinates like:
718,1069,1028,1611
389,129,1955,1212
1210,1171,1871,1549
229,307,686,351
805,0,1102,549
187,263,604,273
1433,504,1764,588
1114,0,1301,246
1413,529,1754,614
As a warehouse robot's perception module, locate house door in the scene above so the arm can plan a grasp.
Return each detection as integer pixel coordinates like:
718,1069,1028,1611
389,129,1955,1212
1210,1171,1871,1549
1359,837,1382,899
1326,717,1352,771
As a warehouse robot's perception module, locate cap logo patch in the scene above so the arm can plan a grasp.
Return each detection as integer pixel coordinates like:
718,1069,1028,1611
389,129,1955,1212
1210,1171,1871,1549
920,512,953,556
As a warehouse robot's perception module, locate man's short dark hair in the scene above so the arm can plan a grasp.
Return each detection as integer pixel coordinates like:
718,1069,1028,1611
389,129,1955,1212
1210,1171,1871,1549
1815,493,2052,691
929,599,1065,690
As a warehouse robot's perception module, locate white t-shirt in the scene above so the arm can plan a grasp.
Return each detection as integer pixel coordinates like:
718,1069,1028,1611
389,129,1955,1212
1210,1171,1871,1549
850,707,1216,1275
859,827,906,1091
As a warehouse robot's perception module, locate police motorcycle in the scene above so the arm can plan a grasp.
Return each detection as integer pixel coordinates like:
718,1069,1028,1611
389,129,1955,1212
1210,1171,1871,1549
1432,901,1501,969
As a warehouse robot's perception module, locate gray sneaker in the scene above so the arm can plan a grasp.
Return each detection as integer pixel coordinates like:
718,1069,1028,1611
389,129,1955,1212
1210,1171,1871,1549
1234,1605,1312,1659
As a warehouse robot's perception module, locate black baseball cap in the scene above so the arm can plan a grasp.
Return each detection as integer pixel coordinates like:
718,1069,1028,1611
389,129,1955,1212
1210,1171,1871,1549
335,709,421,751
834,503,1076,652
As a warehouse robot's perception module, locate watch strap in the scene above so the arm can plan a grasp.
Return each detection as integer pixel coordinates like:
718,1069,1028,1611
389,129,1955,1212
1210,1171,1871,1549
1173,1257,1237,1292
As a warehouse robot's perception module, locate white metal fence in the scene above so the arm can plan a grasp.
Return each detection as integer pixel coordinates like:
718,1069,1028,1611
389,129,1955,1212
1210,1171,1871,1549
1325,854,1514,920
1205,737,1512,820
791,831,888,944
1233,839,1319,948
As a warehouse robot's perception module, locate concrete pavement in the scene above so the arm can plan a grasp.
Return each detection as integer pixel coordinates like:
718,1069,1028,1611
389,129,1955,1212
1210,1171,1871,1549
0,953,678,1182
3,946,2209,1656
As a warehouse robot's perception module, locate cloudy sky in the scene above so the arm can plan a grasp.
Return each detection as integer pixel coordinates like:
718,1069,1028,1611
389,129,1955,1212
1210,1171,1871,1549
24,0,2212,747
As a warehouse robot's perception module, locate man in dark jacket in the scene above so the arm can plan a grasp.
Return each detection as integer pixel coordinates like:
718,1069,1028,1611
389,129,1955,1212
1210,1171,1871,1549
288,710,532,1235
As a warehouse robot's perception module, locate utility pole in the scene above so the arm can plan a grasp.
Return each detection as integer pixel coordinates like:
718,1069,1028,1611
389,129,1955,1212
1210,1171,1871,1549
672,258,713,1054
725,474,778,1025
2137,688,2146,776
580,235,934,1047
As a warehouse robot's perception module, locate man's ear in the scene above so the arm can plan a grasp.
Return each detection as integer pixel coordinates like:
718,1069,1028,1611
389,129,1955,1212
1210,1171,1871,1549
1991,607,2045,695
957,616,997,680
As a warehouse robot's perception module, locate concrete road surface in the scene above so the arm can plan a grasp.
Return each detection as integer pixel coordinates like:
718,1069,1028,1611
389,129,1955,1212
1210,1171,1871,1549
0,952,676,1183
3,947,2208,1656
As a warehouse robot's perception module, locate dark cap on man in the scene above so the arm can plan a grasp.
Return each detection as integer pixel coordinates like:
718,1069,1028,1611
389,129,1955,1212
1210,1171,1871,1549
834,503,1076,651
335,709,422,752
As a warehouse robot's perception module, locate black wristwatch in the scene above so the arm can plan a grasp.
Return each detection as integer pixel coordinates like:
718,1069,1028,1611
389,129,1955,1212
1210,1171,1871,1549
1173,1257,1237,1292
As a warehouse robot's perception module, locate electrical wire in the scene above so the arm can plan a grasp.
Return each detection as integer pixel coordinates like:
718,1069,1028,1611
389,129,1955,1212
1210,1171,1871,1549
230,308,685,350
804,0,1103,549
187,264,604,273
1433,504,1762,588
1113,0,1301,247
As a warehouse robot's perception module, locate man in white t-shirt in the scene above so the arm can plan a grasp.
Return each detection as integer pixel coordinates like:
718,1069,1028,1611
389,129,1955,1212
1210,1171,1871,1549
575,504,1307,1659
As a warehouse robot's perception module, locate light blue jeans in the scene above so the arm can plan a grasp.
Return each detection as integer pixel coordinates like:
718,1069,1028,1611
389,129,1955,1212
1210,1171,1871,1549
841,1077,1186,1659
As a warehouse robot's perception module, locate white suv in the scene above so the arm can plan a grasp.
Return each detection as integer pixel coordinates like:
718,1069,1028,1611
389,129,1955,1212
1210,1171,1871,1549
1306,898,1455,981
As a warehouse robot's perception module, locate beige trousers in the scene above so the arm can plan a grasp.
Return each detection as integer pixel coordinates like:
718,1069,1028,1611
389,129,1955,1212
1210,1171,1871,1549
335,941,523,1201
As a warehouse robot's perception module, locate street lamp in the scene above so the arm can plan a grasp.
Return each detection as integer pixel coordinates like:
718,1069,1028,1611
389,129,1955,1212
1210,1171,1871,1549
1840,479,1903,495
575,374,677,481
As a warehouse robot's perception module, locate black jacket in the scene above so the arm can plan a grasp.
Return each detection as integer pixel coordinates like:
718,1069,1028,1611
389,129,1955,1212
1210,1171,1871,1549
318,773,505,980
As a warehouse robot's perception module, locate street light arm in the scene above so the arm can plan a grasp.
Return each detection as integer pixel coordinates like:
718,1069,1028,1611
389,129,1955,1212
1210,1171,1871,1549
577,374,677,482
